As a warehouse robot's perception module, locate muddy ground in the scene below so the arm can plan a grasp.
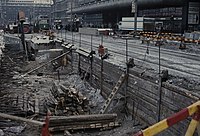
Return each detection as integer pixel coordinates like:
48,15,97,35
0,45,145,136
1,35,200,136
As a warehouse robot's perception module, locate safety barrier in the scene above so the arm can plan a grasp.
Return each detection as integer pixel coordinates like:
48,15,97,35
42,111,51,136
132,101,200,136
140,31,200,44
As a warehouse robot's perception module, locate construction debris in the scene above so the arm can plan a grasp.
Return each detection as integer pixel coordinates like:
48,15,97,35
48,82,90,116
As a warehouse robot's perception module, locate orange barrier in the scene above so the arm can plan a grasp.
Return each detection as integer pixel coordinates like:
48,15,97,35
42,112,51,136
132,101,200,136
140,31,200,44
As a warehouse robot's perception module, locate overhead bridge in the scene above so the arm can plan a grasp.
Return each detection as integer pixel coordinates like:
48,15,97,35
67,0,131,14
69,0,186,14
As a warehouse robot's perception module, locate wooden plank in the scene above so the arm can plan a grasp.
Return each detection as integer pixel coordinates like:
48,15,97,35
49,114,117,123
49,119,115,127
129,104,157,125
129,74,159,95
162,88,195,108
129,67,158,82
162,83,199,100
0,112,44,126
160,100,180,113
128,82,157,99
49,121,120,132
127,86,158,107
126,94,158,120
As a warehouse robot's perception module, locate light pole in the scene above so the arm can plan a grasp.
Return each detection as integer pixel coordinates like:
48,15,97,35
156,31,162,122
125,38,128,106
70,0,74,44
134,0,137,34
100,35,103,94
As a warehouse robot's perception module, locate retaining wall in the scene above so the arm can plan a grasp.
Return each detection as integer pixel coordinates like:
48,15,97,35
68,47,199,135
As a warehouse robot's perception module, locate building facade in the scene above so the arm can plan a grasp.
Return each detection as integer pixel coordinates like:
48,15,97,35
0,0,52,28
51,0,200,32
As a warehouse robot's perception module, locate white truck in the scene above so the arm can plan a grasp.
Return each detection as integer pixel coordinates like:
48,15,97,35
118,17,144,31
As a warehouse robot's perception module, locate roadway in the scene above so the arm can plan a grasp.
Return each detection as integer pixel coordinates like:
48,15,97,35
57,31,200,81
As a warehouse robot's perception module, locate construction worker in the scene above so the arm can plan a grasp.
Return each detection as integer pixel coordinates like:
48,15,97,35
179,35,186,49
98,44,105,57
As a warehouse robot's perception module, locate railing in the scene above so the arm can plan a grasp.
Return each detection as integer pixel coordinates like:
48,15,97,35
132,101,200,136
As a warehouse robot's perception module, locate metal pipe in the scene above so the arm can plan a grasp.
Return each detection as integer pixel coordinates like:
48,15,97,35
71,0,73,44
90,55,93,84
100,35,103,94
125,39,128,106
90,34,93,84
159,44,161,74
157,75,162,122
0,112,44,126
100,57,103,94
125,39,128,65
157,41,162,122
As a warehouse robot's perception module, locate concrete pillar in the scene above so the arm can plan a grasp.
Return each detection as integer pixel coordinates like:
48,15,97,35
182,0,189,33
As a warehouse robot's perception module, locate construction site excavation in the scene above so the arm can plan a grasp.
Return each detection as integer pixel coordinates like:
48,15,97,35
1,26,200,136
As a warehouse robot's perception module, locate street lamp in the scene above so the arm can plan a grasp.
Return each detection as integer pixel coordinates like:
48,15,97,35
70,0,74,44
156,27,163,122
133,0,137,35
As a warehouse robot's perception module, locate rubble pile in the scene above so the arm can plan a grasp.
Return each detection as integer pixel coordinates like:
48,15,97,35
47,82,90,116
0,40,36,135
60,75,105,114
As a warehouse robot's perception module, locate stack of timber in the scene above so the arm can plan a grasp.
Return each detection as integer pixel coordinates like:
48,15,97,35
49,114,120,132
49,82,89,116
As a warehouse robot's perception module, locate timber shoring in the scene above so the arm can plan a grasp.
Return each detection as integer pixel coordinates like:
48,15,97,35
70,51,200,135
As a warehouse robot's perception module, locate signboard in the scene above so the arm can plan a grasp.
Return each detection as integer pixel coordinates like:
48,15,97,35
188,2,200,24
131,0,136,13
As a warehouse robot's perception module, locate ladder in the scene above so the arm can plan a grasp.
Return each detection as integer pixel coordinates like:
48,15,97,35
99,74,127,114
83,65,90,81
